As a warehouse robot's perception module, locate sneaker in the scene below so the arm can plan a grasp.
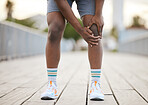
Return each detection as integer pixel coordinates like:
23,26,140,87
41,81,58,100
89,81,104,101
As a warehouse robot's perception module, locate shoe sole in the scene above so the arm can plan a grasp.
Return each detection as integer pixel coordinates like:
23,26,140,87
41,96,56,100
90,98,104,101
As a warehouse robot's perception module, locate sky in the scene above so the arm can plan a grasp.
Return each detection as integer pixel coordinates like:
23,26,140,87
0,0,148,29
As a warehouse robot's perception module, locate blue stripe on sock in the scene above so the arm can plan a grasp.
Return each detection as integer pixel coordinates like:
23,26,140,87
91,71,101,73
91,76,100,78
48,75,57,76
47,70,57,72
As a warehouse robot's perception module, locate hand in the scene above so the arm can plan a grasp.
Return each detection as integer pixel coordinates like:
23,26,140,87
88,15,104,38
78,27,101,46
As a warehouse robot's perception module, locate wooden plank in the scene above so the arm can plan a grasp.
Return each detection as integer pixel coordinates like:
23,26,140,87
23,85,55,105
22,61,76,104
114,90,147,105
23,101,49,105
0,55,45,82
22,52,84,105
111,58,148,102
0,55,46,98
104,52,148,104
0,66,45,97
1,51,148,105
56,52,89,105
103,63,132,90
0,76,46,105
101,73,112,95
0,88,37,105
106,52,148,101
0,83,22,97
89,95,117,105
0,55,47,105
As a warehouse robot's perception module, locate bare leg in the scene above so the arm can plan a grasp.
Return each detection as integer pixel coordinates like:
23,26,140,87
46,12,65,68
82,15,103,69
41,12,65,100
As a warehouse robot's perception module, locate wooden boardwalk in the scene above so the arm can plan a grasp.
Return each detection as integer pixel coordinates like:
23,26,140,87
0,51,148,105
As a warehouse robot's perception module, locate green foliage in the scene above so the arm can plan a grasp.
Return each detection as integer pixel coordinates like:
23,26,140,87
130,16,145,28
111,49,118,52
43,28,48,32
63,19,83,41
6,18,36,29
110,27,118,40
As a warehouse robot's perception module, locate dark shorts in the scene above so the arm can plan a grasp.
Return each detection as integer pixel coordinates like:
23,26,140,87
47,0,95,18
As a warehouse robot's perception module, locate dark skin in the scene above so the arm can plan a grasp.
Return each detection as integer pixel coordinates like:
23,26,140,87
46,0,104,69
54,0,102,46
89,0,104,38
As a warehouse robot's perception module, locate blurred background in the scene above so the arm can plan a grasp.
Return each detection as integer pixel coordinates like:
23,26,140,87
0,0,148,60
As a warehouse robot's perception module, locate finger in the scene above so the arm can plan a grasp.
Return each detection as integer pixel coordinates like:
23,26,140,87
99,35,102,39
85,32,97,38
86,28,93,34
90,35,102,39
99,26,102,35
89,36,100,41
99,25,104,35
88,41,99,45
90,37,101,41
89,44,93,48
101,25,104,33
88,21,94,27
89,40,99,43
96,24,101,34
87,26,90,29
85,32,101,40
89,37,101,42
90,38,101,42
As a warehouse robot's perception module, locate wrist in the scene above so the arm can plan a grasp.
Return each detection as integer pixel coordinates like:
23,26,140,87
95,14,102,18
73,22,83,34
77,26,84,35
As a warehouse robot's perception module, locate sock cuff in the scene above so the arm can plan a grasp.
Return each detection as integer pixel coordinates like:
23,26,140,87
91,69,101,71
47,68,58,70
91,69,101,77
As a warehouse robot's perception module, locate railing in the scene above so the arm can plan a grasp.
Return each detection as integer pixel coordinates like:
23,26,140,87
0,21,47,61
119,31,148,55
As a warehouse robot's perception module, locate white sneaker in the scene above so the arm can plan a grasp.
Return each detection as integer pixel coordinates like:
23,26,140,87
41,81,58,100
90,81,104,100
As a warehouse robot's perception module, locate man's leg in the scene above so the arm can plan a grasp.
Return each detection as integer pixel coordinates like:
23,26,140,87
82,15,104,100
46,12,65,68
83,15,103,82
41,12,65,100
82,15,102,70
46,12,65,85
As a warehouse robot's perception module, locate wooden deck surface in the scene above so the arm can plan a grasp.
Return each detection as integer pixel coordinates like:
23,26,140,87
0,51,148,105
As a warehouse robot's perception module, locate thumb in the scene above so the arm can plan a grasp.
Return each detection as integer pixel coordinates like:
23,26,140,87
88,21,93,28
96,24,101,34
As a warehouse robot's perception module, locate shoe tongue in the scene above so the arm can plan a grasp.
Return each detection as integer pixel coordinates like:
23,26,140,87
92,81,100,87
50,81,52,85
47,81,52,87
48,81,56,88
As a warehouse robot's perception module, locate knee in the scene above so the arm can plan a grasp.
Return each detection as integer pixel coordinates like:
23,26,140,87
90,24,99,36
47,23,65,43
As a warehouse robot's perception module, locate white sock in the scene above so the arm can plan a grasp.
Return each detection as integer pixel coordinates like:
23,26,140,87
91,69,101,83
47,68,57,86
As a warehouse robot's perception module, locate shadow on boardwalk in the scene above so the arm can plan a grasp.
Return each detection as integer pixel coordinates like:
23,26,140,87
0,51,148,105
